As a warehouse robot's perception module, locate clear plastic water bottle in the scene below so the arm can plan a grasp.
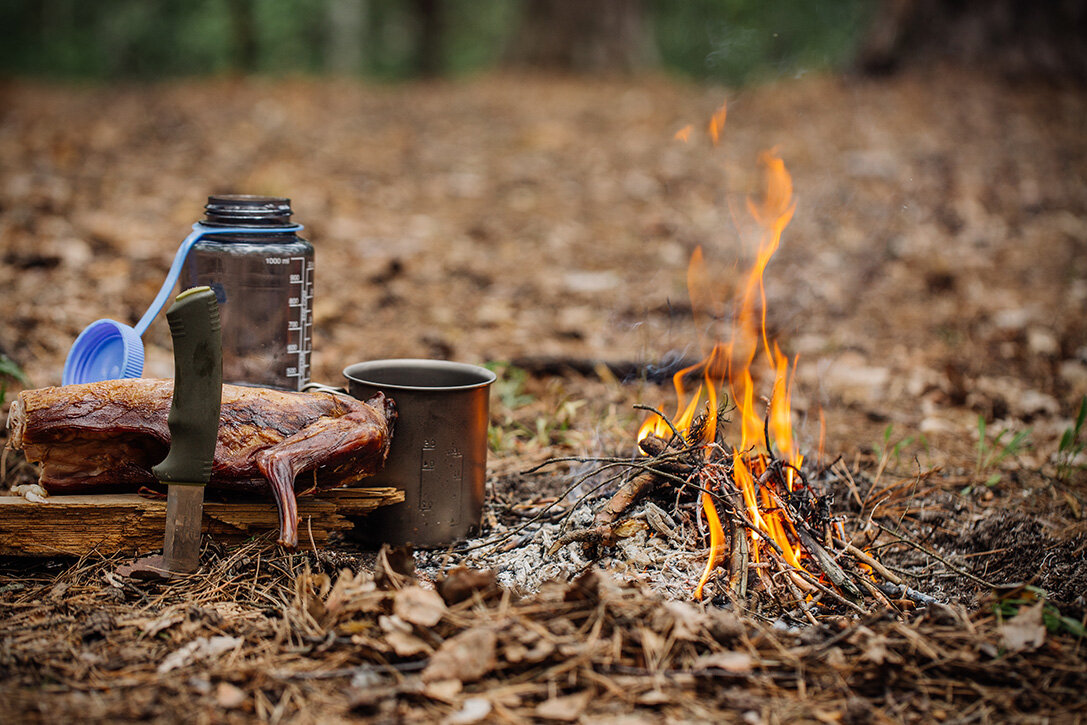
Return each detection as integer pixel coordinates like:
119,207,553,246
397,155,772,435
179,195,314,391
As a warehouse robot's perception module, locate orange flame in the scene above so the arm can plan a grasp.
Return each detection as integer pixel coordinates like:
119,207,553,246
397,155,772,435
639,145,805,600
674,124,693,143
694,490,724,599
708,103,727,146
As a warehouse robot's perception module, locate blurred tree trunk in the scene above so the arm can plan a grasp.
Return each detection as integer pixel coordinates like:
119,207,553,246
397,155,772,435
857,0,1087,82
326,0,367,74
413,0,444,77
228,0,258,72
505,0,657,73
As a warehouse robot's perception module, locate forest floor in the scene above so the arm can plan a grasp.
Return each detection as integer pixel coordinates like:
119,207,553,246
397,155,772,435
1,67,1086,722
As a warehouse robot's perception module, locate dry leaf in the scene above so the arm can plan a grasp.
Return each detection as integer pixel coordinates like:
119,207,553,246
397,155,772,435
535,691,591,721
442,697,492,725
395,586,448,628
387,629,434,657
375,545,415,590
422,627,497,684
380,614,433,656
215,682,247,709
636,689,671,705
694,650,754,673
663,600,702,642
859,634,893,665
324,569,384,619
437,567,498,605
1001,601,1047,653
423,678,462,702
157,636,243,674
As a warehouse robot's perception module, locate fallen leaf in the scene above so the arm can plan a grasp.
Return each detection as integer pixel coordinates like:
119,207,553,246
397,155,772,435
375,545,415,590
394,586,447,628
636,689,671,705
295,571,331,624
1001,601,1047,653
381,614,433,656
442,697,491,725
423,678,462,702
693,650,754,673
535,690,591,721
859,634,892,665
386,629,433,657
422,628,497,684
157,636,243,674
216,682,247,709
437,567,498,605
663,600,702,642
141,610,184,637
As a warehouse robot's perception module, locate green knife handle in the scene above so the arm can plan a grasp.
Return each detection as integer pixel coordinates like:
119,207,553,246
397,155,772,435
152,286,223,485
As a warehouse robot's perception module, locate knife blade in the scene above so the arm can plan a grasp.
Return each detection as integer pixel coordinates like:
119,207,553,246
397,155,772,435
153,286,223,573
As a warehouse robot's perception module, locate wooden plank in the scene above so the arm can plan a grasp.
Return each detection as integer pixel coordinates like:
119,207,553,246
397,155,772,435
0,487,404,557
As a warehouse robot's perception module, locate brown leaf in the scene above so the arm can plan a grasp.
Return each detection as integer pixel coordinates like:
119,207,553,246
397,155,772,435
386,629,434,657
662,601,702,642
394,586,447,628
437,567,498,605
422,627,497,684
324,569,386,620
215,682,247,710
535,691,591,721
442,697,492,725
422,678,462,703
693,650,754,673
1001,601,1047,653
380,614,433,657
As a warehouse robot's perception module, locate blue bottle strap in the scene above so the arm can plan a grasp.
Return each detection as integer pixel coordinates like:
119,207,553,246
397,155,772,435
133,222,304,336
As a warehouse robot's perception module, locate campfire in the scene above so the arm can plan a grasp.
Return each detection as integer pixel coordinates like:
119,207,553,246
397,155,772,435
522,111,906,616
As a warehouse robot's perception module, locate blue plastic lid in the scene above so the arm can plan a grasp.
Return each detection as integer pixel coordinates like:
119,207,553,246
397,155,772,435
62,319,145,385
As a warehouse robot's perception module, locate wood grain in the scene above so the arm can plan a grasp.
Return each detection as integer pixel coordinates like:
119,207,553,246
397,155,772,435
0,487,404,556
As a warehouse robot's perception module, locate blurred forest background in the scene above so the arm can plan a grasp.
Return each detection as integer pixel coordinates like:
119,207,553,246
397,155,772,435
0,0,874,84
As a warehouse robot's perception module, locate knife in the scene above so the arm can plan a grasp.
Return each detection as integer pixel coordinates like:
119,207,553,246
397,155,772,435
153,286,223,573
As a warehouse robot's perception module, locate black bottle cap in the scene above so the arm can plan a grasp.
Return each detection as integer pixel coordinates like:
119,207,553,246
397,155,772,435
203,195,293,227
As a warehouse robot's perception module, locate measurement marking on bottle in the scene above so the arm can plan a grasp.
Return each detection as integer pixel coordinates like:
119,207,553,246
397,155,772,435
286,256,312,387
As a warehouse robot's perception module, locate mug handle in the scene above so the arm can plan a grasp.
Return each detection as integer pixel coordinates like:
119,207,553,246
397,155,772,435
302,382,349,395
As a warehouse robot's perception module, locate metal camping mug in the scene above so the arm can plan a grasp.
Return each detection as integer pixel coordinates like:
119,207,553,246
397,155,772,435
311,359,495,548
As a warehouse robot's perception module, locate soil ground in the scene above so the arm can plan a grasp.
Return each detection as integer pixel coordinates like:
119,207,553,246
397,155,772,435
1,67,1085,722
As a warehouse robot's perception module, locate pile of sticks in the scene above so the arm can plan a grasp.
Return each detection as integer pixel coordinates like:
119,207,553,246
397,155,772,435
546,406,911,615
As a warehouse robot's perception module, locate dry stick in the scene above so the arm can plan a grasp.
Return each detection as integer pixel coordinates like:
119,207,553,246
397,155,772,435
833,537,903,586
460,460,633,555
775,565,819,626
631,403,686,444
796,528,865,602
833,459,864,509
873,522,996,589
758,480,865,602
729,519,747,599
657,468,787,559
855,572,901,613
791,567,871,616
